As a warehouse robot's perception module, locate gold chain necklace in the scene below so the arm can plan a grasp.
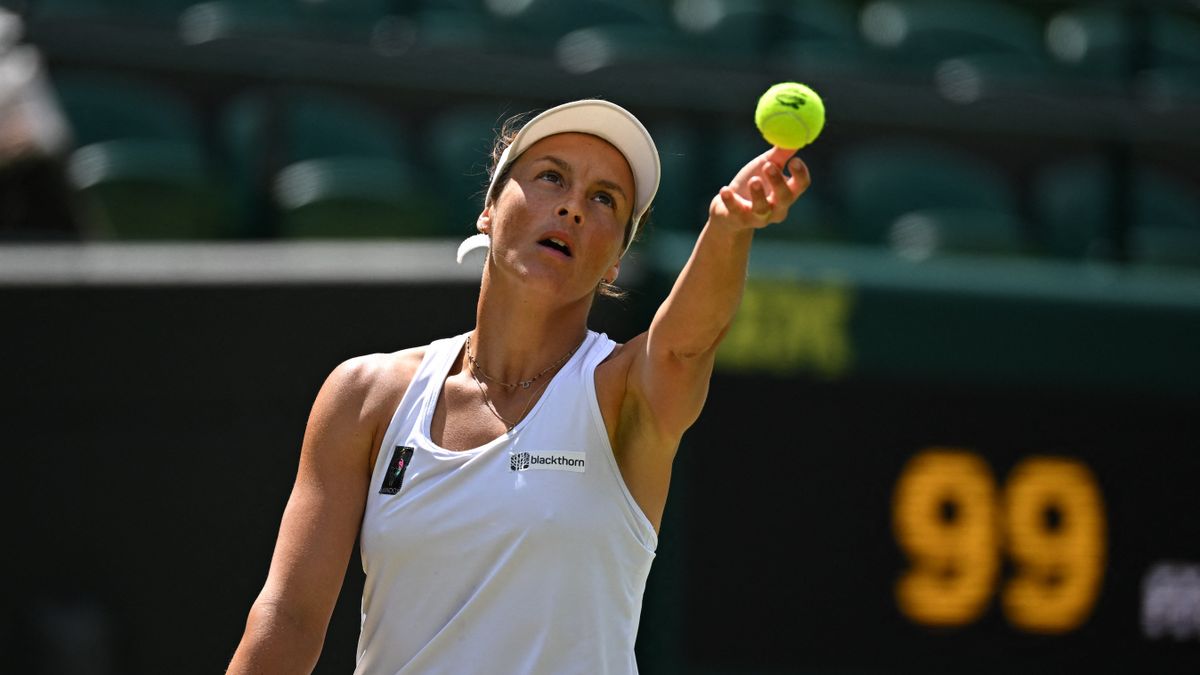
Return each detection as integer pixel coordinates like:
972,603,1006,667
468,366,552,432
463,335,583,431
464,335,579,391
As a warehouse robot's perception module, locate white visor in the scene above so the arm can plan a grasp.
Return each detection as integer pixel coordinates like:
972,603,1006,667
459,99,660,263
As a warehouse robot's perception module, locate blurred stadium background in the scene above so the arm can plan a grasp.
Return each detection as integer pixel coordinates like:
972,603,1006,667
1,0,1199,673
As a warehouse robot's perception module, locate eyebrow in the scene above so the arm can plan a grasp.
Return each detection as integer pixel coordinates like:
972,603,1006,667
533,155,630,205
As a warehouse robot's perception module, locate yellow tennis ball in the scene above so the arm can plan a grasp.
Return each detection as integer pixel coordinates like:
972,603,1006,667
755,81,825,149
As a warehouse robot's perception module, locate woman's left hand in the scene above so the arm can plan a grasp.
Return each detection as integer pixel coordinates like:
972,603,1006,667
709,146,811,232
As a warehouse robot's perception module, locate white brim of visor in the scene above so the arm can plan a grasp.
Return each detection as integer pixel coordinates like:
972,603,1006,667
457,98,660,264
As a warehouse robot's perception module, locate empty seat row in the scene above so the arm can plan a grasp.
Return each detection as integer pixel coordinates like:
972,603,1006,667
47,72,1200,270
21,0,1200,104
659,121,1200,268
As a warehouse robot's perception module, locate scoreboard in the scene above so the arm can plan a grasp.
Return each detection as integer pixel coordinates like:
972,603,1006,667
664,373,1200,674
638,261,1200,675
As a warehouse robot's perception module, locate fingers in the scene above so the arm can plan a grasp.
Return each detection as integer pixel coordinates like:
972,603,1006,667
763,161,791,204
718,186,743,213
785,156,812,195
716,155,813,227
749,177,772,216
757,158,809,211
718,181,770,220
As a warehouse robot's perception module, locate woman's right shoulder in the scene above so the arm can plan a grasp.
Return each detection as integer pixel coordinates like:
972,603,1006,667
310,345,436,468
324,345,430,411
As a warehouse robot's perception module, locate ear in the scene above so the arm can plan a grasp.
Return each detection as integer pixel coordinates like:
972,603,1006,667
604,258,621,285
476,205,492,235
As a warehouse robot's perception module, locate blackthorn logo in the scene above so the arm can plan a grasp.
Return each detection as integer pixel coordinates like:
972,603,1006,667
509,451,586,473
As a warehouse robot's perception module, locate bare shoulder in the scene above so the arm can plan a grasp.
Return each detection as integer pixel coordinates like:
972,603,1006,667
314,346,429,470
331,346,427,406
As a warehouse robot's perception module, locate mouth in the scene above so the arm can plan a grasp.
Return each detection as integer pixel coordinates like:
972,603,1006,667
538,236,573,258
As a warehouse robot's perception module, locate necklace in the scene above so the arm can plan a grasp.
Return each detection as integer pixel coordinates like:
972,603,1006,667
463,335,583,431
468,366,552,432
464,335,579,391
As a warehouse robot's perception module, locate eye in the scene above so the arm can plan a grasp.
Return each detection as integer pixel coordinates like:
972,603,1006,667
593,191,615,208
538,170,563,185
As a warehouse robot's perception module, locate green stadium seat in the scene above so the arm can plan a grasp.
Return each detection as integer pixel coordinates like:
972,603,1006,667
1138,11,1200,107
672,0,772,63
29,0,128,21
490,0,666,33
272,156,420,238
1149,9,1200,68
1029,157,1116,260
887,206,1026,259
859,0,1043,62
177,0,302,44
423,103,506,237
406,5,492,52
641,120,706,236
672,0,862,68
53,72,233,239
66,140,232,239
283,90,406,162
857,0,1048,90
219,86,437,239
1043,5,1132,89
555,23,690,74
789,0,860,41
53,71,196,146
778,0,868,75
487,0,671,55
292,0,394,42
1128,167,1200,269
31,0,196,25
1044,6,1200,100
832,140,1027,257
1032,157,1200,267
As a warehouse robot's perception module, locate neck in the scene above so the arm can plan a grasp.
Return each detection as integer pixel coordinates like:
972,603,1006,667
468,265,592,384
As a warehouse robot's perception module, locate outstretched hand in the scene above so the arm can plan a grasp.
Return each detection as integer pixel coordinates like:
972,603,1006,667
709,146,811,232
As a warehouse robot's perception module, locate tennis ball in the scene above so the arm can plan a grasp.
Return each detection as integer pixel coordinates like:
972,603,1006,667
755,82,825,149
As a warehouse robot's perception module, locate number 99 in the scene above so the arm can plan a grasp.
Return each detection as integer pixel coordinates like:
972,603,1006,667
893,449,1106,633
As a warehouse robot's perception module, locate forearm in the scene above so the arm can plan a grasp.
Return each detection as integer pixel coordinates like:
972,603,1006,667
648,220,755,359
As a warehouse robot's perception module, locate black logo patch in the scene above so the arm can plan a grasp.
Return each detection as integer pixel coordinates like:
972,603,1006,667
379,446,414,495
511,451,531,471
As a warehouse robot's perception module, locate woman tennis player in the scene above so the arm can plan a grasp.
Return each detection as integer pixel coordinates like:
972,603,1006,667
227,98,810,674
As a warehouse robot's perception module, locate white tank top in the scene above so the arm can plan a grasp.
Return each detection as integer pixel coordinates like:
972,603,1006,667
355,330,658,675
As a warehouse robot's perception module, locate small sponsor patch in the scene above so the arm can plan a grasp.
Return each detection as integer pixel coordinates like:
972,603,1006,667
379,446,414,494
509,451,586,473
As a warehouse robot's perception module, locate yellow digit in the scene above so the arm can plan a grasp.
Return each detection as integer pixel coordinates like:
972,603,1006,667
1002,456,1106,633
893,449,999,626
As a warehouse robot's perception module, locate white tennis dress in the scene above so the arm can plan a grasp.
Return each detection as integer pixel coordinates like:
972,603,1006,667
354,330,658,675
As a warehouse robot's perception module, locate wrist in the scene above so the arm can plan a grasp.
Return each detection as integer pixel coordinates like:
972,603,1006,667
702,218,757,245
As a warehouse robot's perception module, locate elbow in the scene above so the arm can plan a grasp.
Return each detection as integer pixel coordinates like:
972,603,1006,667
231,596,327,673
665,322,733,362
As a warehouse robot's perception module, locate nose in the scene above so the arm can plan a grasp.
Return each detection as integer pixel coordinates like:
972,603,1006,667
557,190,584,225
557,206,582,225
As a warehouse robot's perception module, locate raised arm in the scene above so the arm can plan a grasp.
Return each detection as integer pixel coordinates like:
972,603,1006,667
227,356,392,674
629,146,810,440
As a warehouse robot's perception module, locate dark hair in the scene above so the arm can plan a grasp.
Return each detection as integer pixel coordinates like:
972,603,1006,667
485,112,646,300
